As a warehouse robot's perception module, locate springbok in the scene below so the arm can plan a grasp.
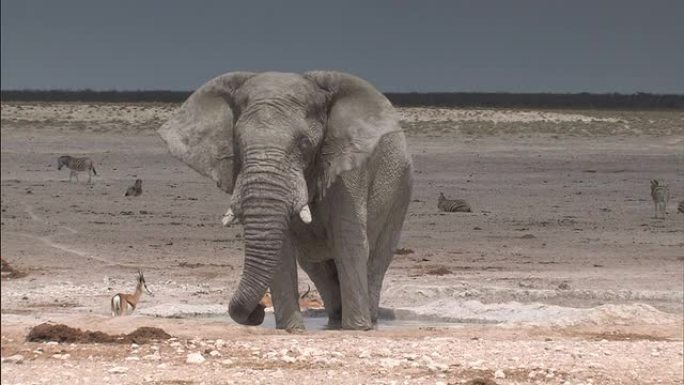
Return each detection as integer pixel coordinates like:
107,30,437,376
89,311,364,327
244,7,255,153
110,270,153,316
259,285,324,310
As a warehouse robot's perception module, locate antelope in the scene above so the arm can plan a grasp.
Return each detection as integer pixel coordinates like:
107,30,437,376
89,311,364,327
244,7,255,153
437,192,472,212
110,270,153,316
57,155,97,183
124,179,143,197
650,180,670,219
259,285,324,310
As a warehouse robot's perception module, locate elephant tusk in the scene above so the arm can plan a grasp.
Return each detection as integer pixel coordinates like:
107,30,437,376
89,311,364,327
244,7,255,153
221,208,237,226
299,205,312,224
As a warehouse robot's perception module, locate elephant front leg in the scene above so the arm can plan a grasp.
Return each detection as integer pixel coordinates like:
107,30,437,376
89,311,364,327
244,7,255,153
331,213,372,330
298,259,342,326
269,238,304,330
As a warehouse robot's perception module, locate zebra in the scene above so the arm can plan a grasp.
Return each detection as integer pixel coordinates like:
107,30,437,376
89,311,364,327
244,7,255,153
650,180,670,219
124,179,143,197
57,155,97,183
437,192,472,212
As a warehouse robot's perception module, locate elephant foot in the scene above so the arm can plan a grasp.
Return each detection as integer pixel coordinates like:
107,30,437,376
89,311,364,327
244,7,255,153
229,302,266,326
275,313,305,331
342,315,373,331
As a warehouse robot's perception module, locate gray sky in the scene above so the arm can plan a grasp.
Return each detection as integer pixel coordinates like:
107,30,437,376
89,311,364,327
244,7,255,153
2,0,683,92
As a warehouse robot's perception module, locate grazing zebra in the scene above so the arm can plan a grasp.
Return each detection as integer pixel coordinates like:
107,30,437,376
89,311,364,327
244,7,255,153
124,179,143,197
650,180,670,219
437,192,472,212
57,155,97,183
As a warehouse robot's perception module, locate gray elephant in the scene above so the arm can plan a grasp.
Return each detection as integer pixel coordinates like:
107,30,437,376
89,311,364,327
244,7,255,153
157,71,412,330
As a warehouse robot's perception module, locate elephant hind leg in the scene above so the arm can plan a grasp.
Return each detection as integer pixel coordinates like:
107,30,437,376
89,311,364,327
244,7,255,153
368,166,413,324
298,259,342,326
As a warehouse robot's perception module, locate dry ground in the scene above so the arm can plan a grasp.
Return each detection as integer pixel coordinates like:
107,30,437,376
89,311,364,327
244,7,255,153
1,102,683,384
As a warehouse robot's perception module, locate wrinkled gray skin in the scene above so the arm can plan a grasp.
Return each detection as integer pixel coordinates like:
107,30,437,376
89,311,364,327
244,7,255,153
157,71,412,330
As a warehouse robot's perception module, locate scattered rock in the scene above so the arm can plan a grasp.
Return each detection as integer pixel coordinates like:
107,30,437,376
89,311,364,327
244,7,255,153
394,248,415,255
3,354,24,364
108,366,128,374
494,369,505,379
379,358,403,368
424,266,452,276
186,352,205,364
220,358,234,366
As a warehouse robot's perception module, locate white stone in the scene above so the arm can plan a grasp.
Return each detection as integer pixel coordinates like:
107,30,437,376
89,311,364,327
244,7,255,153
143,353,161,361
281,356,296,363
221,358,234,366
108,366,129,374
358,351,371,358
427,362,449,371
3,354,24,364
379,358,403,368
494,369,506,379
186,352,206,364
209,350,221,357
215,339,226,348
468,360,484,368
125,356,140,361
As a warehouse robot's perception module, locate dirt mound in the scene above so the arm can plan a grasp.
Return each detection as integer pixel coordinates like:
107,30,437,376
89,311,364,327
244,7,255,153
26,323,171,344
1,257,26,279
125,326,172,343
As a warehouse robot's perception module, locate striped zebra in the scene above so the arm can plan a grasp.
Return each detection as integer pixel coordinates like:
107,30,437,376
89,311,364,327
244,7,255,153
57,155,97,183
650,179,669,219
437,192,472,212
124,179,143,197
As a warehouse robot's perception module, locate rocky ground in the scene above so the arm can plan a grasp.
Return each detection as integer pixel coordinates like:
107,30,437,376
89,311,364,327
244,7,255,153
1,102,683,384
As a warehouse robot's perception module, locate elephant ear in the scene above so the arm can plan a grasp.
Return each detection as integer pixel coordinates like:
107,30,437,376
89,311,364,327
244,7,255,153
157,72,255,193
304,71,403,198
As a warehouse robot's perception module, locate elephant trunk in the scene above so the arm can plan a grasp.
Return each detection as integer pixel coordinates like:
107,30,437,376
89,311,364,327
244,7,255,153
228,164,292,325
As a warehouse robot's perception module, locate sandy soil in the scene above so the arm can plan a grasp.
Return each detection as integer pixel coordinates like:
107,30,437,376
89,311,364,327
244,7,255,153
1,102,683,384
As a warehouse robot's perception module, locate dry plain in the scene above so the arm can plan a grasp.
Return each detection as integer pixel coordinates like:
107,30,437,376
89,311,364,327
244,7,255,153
1,102,683,384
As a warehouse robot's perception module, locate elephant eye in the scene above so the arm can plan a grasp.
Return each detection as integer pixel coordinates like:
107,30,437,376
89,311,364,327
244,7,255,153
297,136,313,152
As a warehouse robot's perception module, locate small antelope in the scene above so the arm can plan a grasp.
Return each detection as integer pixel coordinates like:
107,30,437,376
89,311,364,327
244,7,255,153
57,155,97,183
110,270,153,316
437,192,472,212
259,285,324,310
650,180,670,219
124,179,143,197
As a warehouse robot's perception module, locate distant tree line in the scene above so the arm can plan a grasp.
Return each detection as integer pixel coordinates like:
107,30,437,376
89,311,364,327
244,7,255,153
1,89,683,109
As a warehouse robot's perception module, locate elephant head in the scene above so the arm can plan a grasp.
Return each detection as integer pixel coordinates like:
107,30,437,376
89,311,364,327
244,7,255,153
158,71,402,326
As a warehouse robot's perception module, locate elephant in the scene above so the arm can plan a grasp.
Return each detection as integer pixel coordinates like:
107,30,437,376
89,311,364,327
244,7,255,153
157,71,412,330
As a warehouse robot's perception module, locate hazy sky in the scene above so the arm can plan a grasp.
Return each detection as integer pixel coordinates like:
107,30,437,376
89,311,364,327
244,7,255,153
2,0,683,92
